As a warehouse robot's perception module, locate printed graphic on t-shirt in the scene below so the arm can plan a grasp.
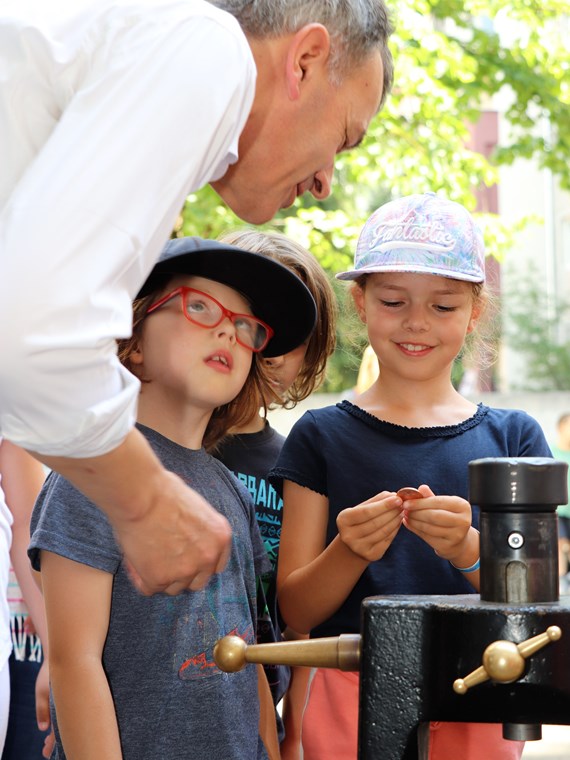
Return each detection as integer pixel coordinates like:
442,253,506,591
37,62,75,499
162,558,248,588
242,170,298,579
177,535,256,681
234,472,283,568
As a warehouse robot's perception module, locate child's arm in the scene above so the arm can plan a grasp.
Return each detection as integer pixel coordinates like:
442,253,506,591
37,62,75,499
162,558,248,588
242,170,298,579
279,629,310,760
0,441,48,644
403,484,480,590
277,481,403,633
257,664,281,760
0,441,53,748
40,550,122,760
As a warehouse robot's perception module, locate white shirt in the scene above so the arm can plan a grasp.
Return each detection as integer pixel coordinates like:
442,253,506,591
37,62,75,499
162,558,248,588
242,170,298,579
0,0,256,456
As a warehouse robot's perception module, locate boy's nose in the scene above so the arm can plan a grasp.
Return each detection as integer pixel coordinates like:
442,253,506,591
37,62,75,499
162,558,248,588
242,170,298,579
216,317,237,342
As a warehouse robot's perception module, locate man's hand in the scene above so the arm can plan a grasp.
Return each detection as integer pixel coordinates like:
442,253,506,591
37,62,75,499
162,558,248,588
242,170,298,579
33,428,232,594
119,469,232,595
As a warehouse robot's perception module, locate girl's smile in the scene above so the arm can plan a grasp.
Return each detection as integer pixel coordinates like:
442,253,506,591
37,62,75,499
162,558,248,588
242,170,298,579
397,342,433,356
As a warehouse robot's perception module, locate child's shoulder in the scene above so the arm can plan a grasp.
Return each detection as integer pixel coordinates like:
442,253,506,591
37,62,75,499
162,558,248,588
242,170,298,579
479,405,550,450
288,401,354,434
484,405,541,427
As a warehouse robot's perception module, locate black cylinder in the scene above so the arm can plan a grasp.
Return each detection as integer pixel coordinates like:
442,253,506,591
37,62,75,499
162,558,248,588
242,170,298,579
469,457,568,603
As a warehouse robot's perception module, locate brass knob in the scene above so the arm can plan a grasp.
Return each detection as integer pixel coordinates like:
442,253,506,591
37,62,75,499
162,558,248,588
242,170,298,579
214,633,361,673
453,625,562,695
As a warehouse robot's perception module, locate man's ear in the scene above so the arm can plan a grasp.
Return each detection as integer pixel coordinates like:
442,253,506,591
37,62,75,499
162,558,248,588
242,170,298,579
285,23,330,100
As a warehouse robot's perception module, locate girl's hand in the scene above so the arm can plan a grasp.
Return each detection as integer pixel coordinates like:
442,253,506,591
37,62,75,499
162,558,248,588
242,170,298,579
402,484,473,563
336,491,404,562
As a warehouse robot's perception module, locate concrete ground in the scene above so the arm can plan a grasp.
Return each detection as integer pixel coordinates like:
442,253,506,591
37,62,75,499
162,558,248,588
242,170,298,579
522,726,570,758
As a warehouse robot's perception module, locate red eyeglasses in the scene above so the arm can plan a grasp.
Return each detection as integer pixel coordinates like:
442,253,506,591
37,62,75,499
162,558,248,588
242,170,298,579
146,287,274,352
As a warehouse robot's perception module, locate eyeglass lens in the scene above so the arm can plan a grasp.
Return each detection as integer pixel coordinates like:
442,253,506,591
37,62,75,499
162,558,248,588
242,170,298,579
184,290,268,350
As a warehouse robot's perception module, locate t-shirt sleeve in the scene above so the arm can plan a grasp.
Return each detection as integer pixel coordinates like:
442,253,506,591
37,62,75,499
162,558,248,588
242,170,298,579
515,412,553,457
29,472,122,574
269,411,328,497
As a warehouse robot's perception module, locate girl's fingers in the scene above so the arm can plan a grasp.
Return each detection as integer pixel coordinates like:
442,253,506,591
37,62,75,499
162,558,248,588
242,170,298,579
343,514,404,560
342,495,402,524
340,508,403,541
404,495,469,513
405,508,458,529
339,506,403,539
360,490,399,506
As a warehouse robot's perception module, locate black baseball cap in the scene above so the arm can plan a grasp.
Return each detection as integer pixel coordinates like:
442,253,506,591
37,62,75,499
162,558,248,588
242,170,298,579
137,237,317,357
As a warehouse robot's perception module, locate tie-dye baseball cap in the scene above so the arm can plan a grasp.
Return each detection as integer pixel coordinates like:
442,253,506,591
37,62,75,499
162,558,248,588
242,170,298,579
336,193,485,283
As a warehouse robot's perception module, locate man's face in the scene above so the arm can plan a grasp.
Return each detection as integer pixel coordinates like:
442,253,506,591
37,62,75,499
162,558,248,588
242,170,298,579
212,49,384,224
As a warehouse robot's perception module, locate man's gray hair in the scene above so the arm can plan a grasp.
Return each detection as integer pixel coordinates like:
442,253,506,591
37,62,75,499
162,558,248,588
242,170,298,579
211,0,394,104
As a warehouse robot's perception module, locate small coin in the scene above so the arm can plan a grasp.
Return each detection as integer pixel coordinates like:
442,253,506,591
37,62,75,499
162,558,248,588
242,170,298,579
397,487,423,501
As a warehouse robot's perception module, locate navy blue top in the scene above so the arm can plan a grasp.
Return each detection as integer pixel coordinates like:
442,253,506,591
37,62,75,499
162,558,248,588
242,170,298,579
269,401,551,638
215,423,290,723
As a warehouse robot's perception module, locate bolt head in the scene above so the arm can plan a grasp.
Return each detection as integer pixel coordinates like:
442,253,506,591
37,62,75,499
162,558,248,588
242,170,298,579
213,635,247,672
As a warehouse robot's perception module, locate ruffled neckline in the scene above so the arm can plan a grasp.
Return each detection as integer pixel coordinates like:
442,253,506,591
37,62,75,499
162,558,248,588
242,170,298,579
337,399,489,439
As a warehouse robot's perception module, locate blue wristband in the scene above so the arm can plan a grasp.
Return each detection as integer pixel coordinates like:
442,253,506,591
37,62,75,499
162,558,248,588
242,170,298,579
451,557,480,573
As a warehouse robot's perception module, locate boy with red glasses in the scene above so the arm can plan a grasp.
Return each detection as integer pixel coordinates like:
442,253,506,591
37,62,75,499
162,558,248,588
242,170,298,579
28,237,316,760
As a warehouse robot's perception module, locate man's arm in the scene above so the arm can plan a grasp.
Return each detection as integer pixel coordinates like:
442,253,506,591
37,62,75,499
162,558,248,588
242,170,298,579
35,427,231,595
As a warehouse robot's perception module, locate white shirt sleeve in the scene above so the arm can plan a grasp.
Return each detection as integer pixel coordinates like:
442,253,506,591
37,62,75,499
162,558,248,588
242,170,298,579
0,2,256,457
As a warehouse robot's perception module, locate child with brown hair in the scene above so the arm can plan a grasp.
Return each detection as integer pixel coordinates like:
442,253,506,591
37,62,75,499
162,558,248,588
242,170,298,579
214,229,337,759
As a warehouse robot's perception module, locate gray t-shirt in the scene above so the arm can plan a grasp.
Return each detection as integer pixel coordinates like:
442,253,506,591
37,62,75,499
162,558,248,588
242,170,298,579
29,425,269,760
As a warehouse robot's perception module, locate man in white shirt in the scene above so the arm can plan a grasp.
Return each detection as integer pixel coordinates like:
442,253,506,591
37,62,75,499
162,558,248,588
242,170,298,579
0,0,393,595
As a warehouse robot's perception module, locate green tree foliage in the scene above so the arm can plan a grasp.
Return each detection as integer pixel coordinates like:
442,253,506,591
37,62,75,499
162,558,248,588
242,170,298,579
179,0,569,391
504,266,570,391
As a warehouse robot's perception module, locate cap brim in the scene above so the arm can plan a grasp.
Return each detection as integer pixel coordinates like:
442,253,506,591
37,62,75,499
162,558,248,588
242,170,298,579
336,264,484,282
138,240,317,357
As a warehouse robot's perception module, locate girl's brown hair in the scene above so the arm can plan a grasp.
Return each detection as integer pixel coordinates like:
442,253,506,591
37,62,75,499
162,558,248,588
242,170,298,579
219,229,337,407
117,286,279,451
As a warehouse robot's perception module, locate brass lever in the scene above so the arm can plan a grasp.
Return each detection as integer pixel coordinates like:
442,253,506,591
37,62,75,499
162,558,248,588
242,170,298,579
214,633,361,673
453,625,562,695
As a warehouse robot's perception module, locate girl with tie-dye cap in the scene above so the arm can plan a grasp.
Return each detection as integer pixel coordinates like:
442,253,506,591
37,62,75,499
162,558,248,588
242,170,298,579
271,193,551,760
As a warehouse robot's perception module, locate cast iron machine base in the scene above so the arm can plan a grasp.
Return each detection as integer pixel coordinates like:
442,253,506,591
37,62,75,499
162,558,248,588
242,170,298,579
215,458,570,759
359,595,568,759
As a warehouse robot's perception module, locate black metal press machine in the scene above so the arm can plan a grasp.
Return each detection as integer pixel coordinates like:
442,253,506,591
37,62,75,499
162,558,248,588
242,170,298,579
214,457,570,759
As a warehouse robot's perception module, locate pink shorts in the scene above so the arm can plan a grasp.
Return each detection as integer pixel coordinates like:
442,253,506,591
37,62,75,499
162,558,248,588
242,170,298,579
300,668,524,760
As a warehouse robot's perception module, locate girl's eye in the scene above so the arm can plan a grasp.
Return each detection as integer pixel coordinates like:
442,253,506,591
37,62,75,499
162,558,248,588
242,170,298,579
380,300,403,308
434,305,457,313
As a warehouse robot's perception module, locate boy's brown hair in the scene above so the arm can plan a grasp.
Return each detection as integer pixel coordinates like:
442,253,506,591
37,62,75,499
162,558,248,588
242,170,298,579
219,229,337,407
